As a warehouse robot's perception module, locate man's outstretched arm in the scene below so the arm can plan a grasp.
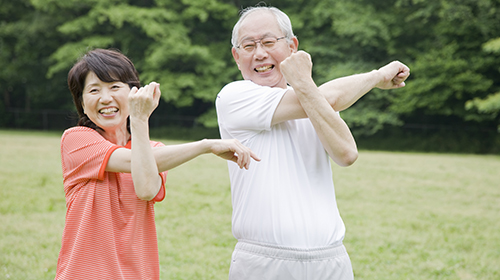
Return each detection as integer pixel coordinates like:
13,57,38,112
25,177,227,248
320,61,410,111
272,61,410,125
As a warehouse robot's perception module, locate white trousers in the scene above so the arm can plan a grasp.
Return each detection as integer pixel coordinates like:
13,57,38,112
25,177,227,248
228,241,354,280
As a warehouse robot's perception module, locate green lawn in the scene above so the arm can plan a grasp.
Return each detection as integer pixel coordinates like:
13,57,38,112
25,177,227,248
0,130,499,279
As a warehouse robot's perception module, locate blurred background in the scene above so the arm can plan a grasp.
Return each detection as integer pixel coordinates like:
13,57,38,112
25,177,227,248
1,0,499,153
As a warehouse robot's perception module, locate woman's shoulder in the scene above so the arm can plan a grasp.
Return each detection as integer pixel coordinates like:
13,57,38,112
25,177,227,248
63,126,97,134
62,126,101,143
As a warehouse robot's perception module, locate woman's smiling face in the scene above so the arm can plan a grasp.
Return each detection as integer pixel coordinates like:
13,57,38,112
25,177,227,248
82,71,130,132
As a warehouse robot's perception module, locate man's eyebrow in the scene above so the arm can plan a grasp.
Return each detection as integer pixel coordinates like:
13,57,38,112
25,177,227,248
240,32,279,41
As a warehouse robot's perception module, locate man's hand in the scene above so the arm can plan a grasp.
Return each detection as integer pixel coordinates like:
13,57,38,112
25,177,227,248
280,51,315,91
375,61,410,89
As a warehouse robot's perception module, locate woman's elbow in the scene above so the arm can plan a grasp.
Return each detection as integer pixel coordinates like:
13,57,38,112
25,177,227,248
136,190,157,201
135,181,161,201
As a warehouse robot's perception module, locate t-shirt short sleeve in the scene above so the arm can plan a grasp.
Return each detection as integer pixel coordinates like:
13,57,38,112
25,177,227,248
61,126,168,202
216,80,287,141
61,127,120,189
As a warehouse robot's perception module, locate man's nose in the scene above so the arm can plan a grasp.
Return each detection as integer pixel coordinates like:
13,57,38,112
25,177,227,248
253,43,268,59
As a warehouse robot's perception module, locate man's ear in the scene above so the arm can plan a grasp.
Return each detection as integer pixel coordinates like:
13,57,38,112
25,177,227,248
290,37,299,53
231,47,241,70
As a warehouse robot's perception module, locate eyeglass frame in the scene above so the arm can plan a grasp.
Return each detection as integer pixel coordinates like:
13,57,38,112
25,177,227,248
236,36,287,53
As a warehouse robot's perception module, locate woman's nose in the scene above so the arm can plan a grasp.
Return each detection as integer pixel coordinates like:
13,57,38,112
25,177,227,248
99,89,113,103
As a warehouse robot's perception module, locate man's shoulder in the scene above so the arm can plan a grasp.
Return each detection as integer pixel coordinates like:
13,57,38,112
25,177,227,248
218,80,288,99
219,80,258,94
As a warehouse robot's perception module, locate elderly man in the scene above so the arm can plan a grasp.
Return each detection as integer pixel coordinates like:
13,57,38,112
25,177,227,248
216,6,410,280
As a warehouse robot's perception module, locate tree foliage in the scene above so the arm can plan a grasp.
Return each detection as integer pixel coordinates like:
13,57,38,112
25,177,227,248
1,0,500,134
290,0,500,134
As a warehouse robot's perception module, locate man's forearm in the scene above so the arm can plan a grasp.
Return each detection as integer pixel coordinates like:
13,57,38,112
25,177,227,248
294,84,359,166
319,70,381,112
280,51,359,166
320,61,410,112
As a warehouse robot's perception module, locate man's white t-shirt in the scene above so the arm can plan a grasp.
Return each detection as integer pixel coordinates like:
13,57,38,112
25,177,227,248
216,80,346,249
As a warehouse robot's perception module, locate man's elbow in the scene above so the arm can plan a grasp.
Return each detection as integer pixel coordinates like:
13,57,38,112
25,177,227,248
337,149,358,167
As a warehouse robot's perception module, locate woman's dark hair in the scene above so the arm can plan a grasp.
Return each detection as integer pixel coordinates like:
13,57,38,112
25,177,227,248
68,48,141,131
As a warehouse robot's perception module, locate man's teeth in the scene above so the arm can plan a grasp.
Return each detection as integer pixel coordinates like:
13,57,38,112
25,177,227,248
100,108,118,114
255,65,273,72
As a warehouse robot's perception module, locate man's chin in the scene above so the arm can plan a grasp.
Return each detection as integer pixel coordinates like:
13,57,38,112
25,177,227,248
249,76,287,89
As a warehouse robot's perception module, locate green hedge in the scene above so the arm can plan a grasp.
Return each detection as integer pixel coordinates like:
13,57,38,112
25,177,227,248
151,125,500,155
355,126,500,154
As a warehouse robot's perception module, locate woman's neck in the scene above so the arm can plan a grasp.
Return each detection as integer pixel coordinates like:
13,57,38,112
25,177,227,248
99,125,130,146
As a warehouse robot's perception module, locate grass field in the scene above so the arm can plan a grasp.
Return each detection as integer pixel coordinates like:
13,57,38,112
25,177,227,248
0,129,499,279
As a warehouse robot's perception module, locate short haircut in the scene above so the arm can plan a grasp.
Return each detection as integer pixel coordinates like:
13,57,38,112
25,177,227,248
67,48,140,130
231,6,295,49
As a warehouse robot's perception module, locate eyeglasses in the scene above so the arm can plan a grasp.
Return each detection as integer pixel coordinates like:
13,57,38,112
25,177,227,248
236,37,287,53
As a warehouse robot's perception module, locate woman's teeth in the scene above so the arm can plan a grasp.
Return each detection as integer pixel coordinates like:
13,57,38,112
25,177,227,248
99,108,118,114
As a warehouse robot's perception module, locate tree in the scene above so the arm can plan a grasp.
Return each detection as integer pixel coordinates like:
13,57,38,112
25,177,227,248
289,0,500,135
0,0,71,127
465,37,500,131
289,0,405,135
44,0,241,126
1,0,499,145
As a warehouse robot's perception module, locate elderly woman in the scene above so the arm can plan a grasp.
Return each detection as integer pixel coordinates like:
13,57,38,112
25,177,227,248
55,48,259,279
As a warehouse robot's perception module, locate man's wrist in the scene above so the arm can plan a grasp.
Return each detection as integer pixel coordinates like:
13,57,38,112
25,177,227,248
290,77,318,96
370,69,383,88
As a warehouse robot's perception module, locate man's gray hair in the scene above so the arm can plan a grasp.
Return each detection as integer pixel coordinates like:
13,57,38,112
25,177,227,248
231,6,296,48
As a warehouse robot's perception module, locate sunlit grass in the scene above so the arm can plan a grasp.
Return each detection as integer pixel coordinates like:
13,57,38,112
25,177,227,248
334,152,500,280
1,130,499,279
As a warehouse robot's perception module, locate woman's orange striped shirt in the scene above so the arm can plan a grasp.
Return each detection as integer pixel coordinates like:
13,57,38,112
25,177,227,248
55,126,167,280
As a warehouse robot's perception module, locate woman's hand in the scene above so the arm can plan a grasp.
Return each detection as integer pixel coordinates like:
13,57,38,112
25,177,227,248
128,82,161,121
202,139,261,169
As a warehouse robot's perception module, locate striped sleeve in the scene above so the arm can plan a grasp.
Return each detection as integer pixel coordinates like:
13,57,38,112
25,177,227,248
61,127,119,192
151,140,167,202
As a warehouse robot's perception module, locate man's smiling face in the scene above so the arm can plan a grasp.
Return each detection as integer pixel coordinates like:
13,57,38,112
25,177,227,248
231,10,298,89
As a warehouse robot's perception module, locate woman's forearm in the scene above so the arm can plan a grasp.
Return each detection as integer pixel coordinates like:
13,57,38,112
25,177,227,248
152,140,212,172
130,117,162,201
